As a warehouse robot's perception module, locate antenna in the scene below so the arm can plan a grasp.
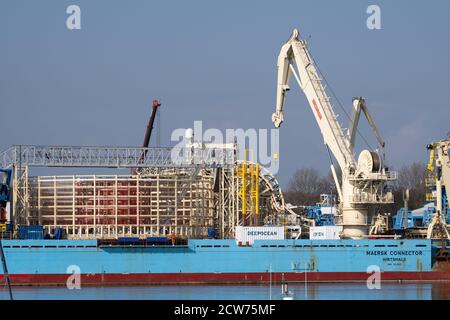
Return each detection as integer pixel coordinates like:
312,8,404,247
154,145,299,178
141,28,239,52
403,189,409,230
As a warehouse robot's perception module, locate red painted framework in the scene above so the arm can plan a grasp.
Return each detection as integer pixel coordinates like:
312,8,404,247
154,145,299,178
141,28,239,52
2,272,450,286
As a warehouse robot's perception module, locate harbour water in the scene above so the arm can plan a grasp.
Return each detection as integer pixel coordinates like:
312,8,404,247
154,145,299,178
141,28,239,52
1,283,449,300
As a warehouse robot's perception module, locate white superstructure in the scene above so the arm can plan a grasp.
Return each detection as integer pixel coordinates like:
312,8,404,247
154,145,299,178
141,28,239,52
426,139,450,239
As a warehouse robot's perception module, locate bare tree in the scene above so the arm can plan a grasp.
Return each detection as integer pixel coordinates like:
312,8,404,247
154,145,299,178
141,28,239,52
379,162,427,214
285,168,334,206
391,162,427,211
285,163,427,212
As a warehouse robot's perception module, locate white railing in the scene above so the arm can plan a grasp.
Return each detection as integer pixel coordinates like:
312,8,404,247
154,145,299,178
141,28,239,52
348,170,397,181
349,192,394,204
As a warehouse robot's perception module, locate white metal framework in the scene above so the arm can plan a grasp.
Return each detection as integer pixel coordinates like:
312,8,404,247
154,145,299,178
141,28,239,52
0,144,286,239
23,165,285,239
0,145,235,169
29,173,215,239
0,144,236,228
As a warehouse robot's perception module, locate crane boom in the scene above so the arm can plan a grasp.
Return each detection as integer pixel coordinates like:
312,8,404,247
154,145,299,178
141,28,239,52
348,97,385,150
132,99,161,175
273,29,356,172
143,99,162,149
272,29,396,238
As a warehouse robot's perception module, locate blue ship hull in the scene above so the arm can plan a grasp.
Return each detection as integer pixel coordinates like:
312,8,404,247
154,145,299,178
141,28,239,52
1,239,449,285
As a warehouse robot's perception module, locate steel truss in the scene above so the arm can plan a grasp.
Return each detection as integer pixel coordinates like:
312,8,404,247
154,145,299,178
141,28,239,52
0,145,235,169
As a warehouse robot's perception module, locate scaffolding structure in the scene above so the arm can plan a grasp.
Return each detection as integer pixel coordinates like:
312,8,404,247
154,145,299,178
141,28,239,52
24,165,282,239
1,145,286,239
28,171,214,239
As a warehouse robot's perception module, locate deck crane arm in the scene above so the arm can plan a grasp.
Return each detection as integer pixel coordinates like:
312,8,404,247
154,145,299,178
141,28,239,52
272,29,356,173
272,29,395,238
348,97,385,150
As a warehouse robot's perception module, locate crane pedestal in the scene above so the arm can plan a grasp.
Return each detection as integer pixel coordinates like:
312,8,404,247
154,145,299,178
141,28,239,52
339,207,369,239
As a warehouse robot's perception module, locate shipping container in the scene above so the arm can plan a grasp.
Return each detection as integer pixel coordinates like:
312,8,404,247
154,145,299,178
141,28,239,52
309,226,343,240
117,237,140,244
145,237,169,243
235,226,284,245
18,225,44,240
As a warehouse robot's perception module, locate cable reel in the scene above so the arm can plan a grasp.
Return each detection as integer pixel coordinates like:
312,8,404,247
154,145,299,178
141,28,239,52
357,149,382,175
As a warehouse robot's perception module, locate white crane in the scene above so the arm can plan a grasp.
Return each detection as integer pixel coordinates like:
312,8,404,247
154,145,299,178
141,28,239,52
272,29,396,238
426,140,450,239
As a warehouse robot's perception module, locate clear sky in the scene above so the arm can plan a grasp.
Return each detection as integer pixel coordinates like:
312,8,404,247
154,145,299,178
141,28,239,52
1,0,449,186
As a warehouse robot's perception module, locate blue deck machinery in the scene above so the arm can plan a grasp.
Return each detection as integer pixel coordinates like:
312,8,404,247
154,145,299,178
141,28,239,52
301,194,337,227
0,168,13,299
0,168,12,229
392,204,436,231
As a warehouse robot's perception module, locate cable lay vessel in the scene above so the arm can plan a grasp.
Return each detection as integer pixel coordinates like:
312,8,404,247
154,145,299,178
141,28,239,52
0,29,449,286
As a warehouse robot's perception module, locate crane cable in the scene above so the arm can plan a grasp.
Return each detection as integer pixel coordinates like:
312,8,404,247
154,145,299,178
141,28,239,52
306,41,374,151
325,144,335,168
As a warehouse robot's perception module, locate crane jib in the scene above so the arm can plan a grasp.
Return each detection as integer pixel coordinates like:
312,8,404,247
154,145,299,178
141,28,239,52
273,28,397,238
312,99,322,120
